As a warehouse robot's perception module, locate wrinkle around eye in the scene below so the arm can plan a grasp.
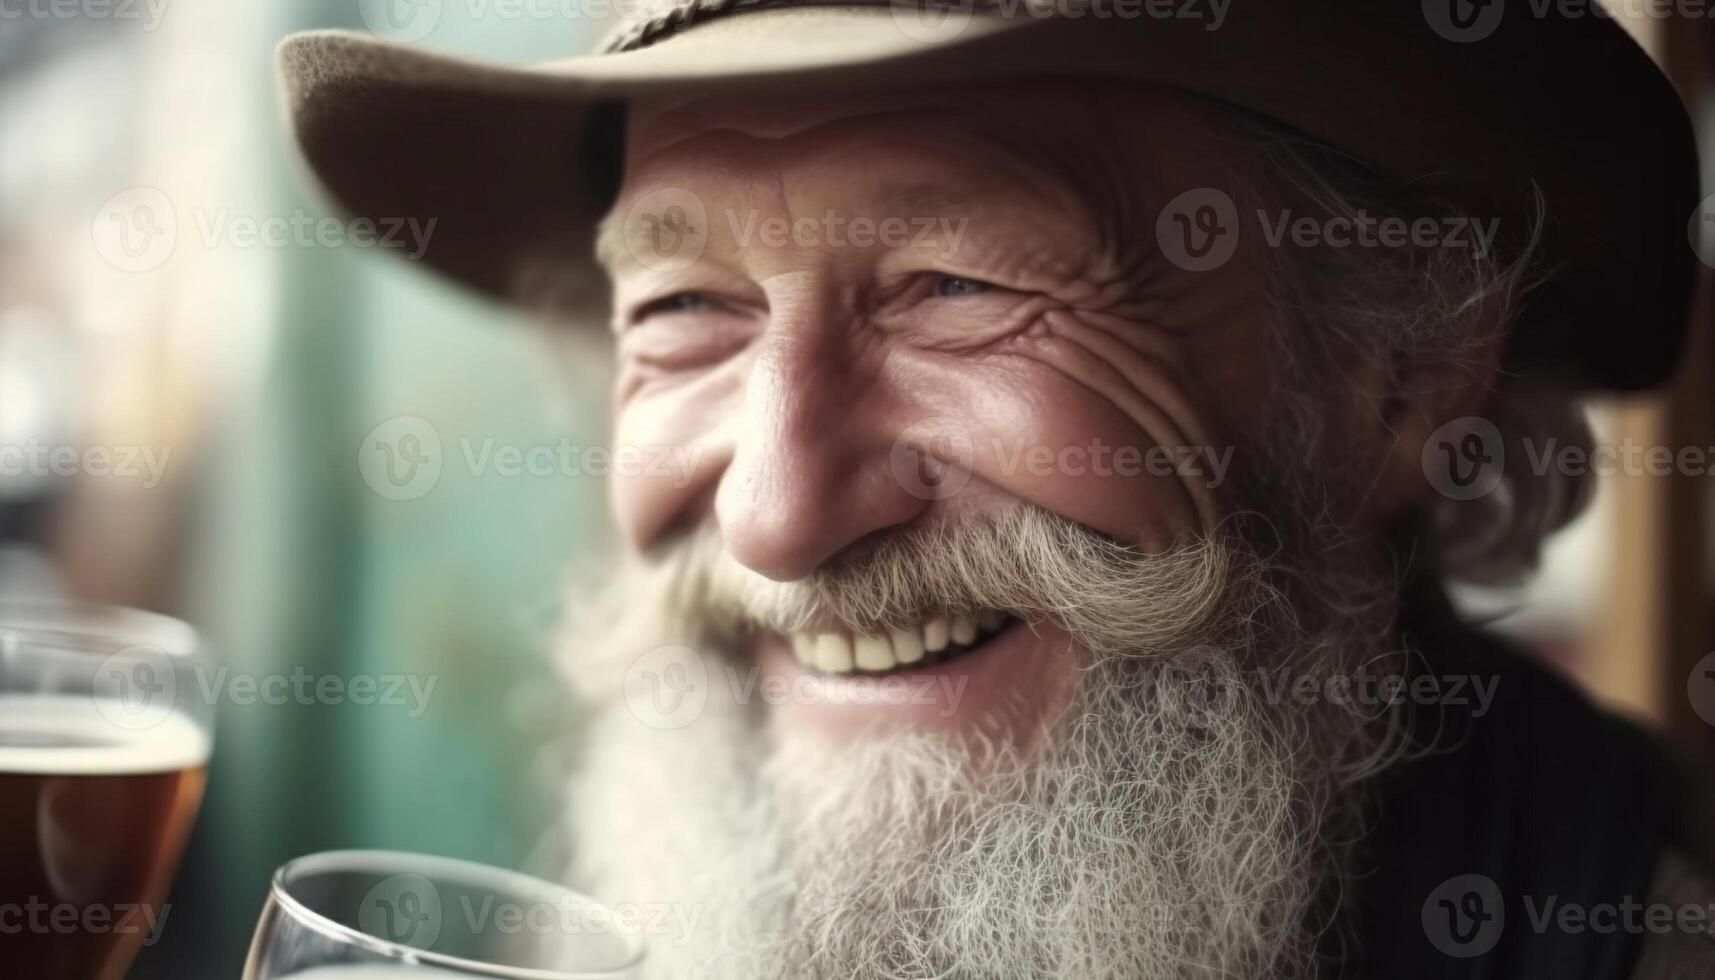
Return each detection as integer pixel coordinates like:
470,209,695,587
619,309,756,372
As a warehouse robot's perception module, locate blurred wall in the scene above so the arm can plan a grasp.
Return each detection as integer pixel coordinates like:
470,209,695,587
1,2,612,976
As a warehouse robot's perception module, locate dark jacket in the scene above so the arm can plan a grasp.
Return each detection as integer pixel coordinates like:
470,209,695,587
1348,580,1715,979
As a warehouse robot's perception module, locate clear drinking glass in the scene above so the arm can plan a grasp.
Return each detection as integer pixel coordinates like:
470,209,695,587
243,850,647,979
0,600,213,980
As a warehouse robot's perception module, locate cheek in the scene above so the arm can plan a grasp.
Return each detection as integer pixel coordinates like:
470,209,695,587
888,347,1220,551
608,323,1232,555
609,366,741,547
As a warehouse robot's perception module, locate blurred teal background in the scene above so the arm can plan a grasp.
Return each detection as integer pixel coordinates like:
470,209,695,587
0,2,612,975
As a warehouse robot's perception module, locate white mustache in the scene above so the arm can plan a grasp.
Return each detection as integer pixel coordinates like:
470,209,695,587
657,506,1246,660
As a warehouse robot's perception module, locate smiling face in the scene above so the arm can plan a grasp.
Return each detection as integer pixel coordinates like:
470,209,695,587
600,82,1316,739
570,78,1519,979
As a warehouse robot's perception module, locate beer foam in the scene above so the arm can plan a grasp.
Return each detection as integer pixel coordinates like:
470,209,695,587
0,695,210,774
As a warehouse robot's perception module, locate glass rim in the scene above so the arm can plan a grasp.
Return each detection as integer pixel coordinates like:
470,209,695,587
0,599,199,660
268,849,647,980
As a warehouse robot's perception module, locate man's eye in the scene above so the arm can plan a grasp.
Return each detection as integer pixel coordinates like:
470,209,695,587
636,292,720,320
934,276,991,298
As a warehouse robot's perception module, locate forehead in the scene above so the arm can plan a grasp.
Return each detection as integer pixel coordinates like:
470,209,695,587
603,80,1247,267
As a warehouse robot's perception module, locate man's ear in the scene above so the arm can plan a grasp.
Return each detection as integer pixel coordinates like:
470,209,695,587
1366,327,1508,526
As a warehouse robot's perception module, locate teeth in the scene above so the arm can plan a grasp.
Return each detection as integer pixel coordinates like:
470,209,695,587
854,634,895,672
813,633,854,673
923,617,950,653
787,611,1012,675
791,634,815,667
890,628,925,665
949,613,977,646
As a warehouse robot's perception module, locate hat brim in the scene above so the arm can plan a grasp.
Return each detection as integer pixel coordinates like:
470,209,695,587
278,4,1698,390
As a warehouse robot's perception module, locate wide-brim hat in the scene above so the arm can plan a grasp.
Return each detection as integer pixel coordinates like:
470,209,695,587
277,0,1699,391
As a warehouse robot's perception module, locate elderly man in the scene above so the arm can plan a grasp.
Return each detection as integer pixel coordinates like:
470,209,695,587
280,3,1714,977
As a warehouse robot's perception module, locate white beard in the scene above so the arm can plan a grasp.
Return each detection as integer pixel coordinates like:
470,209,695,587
560,511,1397,980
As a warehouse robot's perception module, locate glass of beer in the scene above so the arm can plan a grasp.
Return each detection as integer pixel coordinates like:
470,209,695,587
0,601,213,979
243,850,646,979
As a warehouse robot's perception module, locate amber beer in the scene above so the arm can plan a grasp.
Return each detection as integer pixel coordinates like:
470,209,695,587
0,694,209,980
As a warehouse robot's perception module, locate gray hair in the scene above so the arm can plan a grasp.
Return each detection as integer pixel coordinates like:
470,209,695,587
1230,114,1595,586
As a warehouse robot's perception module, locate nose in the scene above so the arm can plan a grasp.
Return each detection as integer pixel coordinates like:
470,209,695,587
715,291,928,581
